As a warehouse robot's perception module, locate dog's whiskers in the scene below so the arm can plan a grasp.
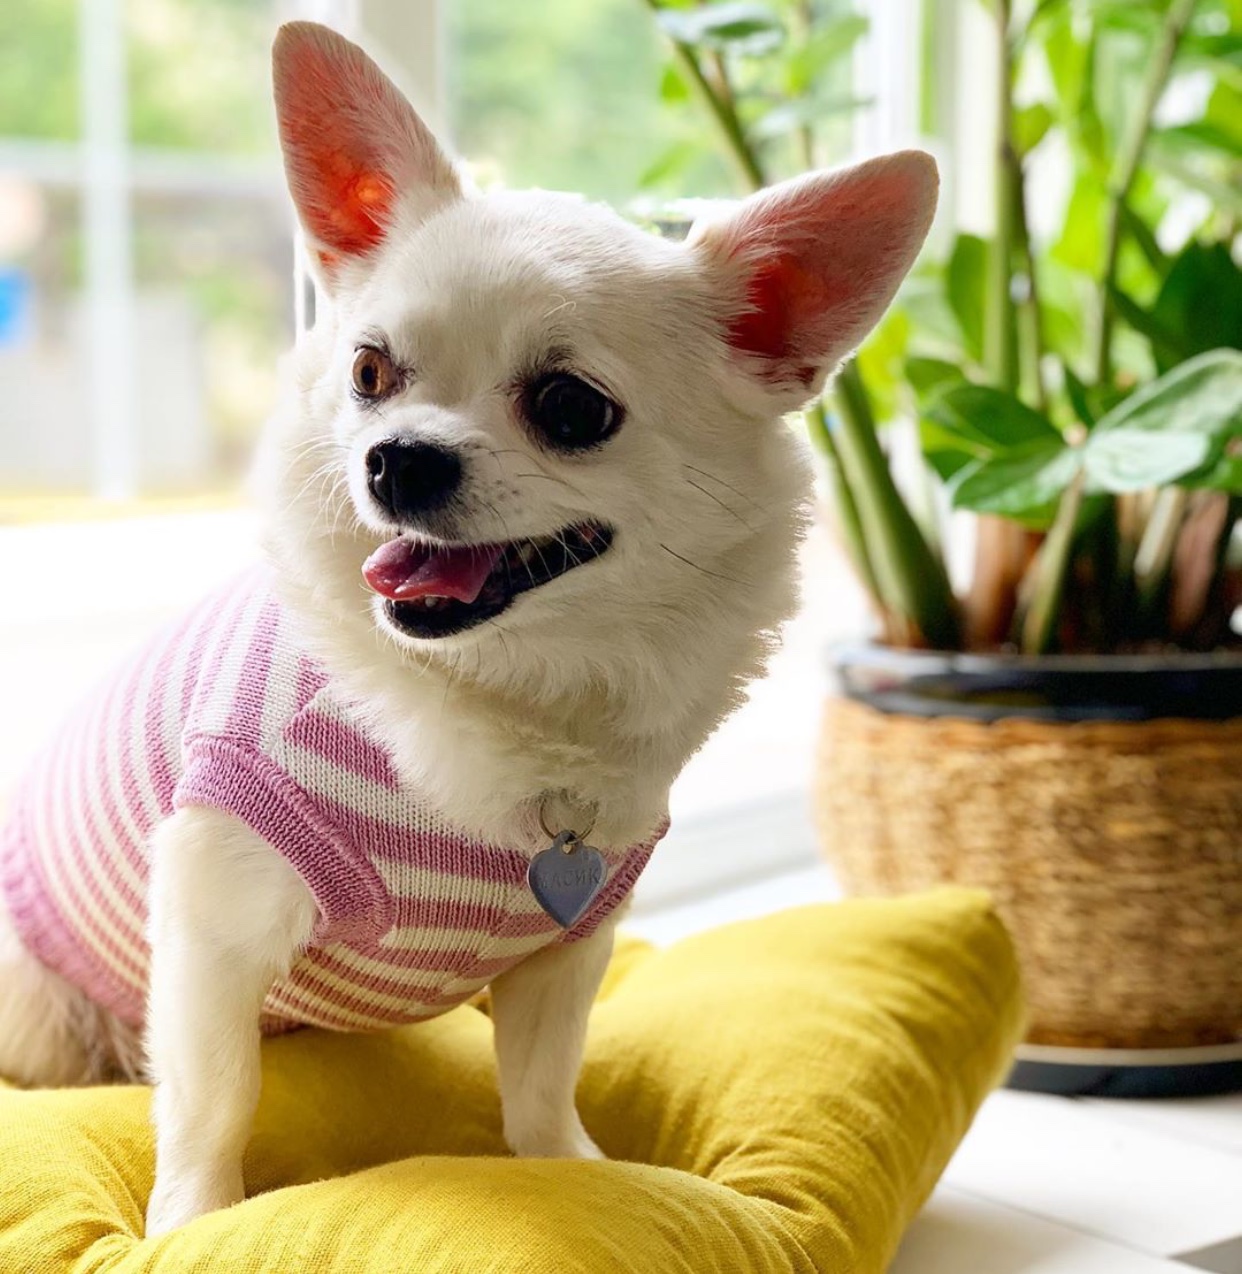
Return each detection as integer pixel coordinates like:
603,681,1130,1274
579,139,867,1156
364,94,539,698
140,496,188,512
658,542,745,586
681,463,764,511
683,478,754,530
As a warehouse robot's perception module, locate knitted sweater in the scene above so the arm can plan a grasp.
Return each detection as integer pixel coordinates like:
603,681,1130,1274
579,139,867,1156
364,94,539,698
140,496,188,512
0,570,661,1034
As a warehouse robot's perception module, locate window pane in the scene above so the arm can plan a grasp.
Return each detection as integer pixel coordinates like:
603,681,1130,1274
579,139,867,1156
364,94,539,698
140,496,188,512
129,189,291,491
127,0,278,154
0,182,86,500
448,0,733,203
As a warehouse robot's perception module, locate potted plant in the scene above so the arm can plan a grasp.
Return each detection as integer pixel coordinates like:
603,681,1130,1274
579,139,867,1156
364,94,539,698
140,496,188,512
642,0,1242,1069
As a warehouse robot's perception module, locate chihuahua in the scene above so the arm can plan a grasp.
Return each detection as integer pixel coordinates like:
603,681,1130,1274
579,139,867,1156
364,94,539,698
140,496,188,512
0,21,936,1235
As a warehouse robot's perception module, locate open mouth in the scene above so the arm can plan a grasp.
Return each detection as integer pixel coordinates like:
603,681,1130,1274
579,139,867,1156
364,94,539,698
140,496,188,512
362,522,614,639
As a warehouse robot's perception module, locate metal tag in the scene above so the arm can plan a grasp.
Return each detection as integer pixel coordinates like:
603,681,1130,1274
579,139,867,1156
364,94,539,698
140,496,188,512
527,830,607,929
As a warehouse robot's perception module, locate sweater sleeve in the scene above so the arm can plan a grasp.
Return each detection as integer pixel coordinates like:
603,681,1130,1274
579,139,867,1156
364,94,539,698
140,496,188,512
173,735,395,945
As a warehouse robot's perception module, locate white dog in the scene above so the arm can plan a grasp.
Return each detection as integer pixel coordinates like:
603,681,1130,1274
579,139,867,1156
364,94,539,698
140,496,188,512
0,22,937,1235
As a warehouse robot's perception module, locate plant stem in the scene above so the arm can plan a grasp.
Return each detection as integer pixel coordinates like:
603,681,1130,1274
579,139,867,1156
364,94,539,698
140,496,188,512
987,0,1020,395
1093,0,1198,384
642,0,767,190
805,400,882,602
792,0,817,170
1134,486,1190,625
1011,156,1049,413
833,362,961,649
967,516,1036,649
1017,470,1085,654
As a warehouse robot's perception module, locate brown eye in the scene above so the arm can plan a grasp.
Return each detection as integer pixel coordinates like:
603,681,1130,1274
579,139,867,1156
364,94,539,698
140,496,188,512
351,346,400,400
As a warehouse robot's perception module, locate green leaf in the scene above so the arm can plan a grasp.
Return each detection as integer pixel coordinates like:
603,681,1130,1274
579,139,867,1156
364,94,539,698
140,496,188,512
946,233,988,362
1183,31,1242,80
656,3,784,54
920,434,976,483
1013,103,1055,155
1093,350,1242,472
783,15,868,94
925,383,1064,451
906,357,964,401
1052,174,1108,275
1118,202,1169,278
1146,146,1242,216
949,446,1082,525
1082,428,1214,492
1185,453,1242,495
1107,284,1184,372
659,64,691,104
1202,80,1242,149
1151,241,1242,364
1157,120,1242,159
1063,363,1096,427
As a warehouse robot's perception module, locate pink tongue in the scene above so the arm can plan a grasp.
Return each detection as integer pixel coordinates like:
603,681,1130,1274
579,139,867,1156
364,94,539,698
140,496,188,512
362,538,504,604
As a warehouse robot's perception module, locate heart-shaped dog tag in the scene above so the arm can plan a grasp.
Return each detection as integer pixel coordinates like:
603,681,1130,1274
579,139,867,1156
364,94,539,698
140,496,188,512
528,831,608,929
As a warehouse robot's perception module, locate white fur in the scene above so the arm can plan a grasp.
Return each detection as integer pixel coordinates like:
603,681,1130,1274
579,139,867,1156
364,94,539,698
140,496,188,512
0,21,937,1237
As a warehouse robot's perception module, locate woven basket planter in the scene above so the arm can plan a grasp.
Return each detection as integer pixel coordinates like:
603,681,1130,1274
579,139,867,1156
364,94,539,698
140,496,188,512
815,648,1242,1050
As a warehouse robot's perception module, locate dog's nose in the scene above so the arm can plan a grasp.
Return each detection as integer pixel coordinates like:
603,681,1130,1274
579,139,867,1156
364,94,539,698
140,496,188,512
365,439,463,520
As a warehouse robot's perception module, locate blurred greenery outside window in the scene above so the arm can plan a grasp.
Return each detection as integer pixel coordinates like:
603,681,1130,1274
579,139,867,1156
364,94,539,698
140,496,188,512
0,0,291,518
0,0,865,520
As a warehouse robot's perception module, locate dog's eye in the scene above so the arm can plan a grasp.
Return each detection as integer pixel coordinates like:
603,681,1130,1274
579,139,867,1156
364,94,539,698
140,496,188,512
526,374,620,450
352,346,401,401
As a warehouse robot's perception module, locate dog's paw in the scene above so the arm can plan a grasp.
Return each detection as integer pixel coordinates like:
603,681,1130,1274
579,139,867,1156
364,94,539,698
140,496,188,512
145,1167,244,1237
506,1116,606,1161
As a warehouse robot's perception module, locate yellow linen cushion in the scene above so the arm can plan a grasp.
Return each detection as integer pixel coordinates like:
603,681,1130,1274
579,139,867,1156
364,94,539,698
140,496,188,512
0,889,1023,1273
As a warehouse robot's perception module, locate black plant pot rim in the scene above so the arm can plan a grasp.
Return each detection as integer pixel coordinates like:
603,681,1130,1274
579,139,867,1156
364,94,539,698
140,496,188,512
829,642,1242,723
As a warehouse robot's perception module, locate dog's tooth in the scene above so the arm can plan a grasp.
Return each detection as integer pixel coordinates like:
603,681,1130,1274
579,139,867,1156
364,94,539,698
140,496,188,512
516,543,537,567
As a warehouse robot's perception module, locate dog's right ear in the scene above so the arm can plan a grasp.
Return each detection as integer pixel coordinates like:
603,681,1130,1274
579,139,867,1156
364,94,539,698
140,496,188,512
272,21,461,290
691,151,938,411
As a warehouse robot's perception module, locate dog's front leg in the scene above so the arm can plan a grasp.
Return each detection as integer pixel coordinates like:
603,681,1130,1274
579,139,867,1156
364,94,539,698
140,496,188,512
144,807,317,1236
489,917,616,1160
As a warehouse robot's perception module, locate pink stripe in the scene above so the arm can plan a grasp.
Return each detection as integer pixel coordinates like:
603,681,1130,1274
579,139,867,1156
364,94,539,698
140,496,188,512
58,816,149,977
300,794,531,885
266,974,444,1030
142,614,199,820
92,672,155,889
184,583,252,729
381,894,540,935
178,594,222,730
307,943,525,992
60,686,150,956
67,681,147,914
50,791,149,989
296,654,328,707
281,710,400,789
2,834,146,1028
225,593,281,739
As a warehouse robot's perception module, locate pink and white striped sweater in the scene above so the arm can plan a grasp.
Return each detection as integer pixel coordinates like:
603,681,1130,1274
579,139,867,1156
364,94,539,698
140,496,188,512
0,569,660,1034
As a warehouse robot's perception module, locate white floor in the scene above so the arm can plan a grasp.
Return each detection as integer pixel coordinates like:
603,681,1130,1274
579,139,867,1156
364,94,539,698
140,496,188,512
630,864,1242,1274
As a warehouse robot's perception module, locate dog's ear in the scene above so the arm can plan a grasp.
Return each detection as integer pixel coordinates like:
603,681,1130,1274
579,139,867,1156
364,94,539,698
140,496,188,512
691,151,938,407
272,21,461,289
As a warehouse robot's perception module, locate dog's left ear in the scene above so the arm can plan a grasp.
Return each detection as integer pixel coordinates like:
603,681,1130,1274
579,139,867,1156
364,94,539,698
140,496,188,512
692,150,938,408
272,21,461,290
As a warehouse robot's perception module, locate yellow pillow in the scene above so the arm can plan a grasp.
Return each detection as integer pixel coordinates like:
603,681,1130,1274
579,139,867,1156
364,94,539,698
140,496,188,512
0,890,1022,1273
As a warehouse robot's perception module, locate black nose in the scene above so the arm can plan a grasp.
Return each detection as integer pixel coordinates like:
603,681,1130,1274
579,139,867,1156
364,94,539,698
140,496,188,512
365,439,463,520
